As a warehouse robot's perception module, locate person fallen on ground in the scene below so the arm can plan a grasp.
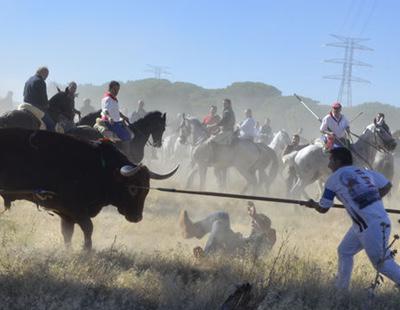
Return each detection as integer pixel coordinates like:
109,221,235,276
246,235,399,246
179,201,276,258
320,102,350,149
304,147,400,290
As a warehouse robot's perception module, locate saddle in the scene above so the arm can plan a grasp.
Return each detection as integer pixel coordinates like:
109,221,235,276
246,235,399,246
18,103,46,130
93,118,134,142
94,118,121,141
18,103,68,133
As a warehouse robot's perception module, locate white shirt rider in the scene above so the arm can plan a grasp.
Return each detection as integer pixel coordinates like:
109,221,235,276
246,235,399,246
239,109,257,139
320,102,349,139
102,93,121,122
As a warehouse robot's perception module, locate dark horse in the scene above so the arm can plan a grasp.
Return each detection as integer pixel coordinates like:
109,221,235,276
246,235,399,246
77,109,167,163
0,98,167,164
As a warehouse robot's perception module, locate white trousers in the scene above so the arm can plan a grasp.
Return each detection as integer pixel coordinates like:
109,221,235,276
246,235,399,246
336,219,400,289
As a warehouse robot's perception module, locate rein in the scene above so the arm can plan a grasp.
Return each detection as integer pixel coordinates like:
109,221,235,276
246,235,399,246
350,131,388,154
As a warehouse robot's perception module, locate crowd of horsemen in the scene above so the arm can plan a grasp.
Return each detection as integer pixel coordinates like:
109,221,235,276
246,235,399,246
13,66,400,291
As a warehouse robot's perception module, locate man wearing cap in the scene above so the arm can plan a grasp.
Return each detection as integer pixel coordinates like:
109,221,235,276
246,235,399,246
179,201,276,258
320,102,350,149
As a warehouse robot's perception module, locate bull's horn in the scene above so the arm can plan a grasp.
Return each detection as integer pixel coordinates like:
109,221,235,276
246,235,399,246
120,165,141,177
149,165,179,180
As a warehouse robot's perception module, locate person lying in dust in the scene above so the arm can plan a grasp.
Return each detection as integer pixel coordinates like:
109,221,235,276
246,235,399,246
179,202,276,258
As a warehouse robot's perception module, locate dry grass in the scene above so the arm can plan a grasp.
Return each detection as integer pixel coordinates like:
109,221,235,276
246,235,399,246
0,176,399,309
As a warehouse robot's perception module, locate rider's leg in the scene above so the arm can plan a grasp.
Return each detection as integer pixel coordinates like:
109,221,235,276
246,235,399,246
42,112,56,132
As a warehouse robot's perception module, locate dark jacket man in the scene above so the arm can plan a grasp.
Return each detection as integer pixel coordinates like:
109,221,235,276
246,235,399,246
218,99,235,132
23,69,49,111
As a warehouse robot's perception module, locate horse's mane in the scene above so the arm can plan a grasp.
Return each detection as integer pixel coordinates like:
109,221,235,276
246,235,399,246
78,109,101,125
130,111,163,129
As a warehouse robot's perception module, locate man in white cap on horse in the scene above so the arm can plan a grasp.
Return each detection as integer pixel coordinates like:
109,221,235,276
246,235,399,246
320,102,350,150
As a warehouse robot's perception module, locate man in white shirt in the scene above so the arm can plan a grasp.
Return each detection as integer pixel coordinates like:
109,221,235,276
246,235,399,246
239,109,257,141
305,147,400,290
101,81,130,141
320,102,350,149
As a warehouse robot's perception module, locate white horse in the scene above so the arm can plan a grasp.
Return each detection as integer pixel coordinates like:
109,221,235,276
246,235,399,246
268,130,291,156
288,123,397,198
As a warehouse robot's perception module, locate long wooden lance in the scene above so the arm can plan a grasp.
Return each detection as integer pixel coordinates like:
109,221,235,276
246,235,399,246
148,187,400,215
294,93,322,122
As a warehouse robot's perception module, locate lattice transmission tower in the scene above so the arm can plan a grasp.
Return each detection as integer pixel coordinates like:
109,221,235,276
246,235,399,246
323,34,373,107
145,64,171,79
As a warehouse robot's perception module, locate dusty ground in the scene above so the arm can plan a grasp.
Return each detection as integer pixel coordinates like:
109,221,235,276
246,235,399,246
0,164,400,309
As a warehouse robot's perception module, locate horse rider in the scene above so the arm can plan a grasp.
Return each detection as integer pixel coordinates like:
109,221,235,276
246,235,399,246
374,113,390,133
206,98,235,162
283,134,309,193
304,147,400,290
202,105,221,136
81,98,96,116
209,98,235,144
179,201,276,258
48,81,81,132
320,102,350,150
23,66,55,131
130,99,147,123
101,81,131,141
238,108,257,141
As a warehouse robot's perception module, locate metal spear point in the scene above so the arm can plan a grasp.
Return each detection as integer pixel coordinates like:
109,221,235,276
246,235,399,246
294,93,322,123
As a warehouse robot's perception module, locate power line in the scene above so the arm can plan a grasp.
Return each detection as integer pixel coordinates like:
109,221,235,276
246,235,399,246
145,64,172,79
359,0,378,36
323,34,373,107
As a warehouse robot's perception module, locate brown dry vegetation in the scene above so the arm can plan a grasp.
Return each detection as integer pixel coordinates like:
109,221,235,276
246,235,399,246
0,170,400,309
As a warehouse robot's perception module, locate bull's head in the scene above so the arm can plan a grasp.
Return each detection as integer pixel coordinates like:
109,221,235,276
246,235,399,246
115,164,178,222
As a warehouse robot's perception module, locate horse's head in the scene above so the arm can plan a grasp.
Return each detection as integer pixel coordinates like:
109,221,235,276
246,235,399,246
366,123,397,152
129,111,166,148
271,130,291,148
147,112,166,148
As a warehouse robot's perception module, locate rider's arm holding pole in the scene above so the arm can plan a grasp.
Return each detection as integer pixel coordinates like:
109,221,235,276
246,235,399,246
119,112,130,124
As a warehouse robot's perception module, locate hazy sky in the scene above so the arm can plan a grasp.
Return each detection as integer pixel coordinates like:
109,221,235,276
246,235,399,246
0,0,398,106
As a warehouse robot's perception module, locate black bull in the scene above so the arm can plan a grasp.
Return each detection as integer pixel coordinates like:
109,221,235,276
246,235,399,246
0,128,178,250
